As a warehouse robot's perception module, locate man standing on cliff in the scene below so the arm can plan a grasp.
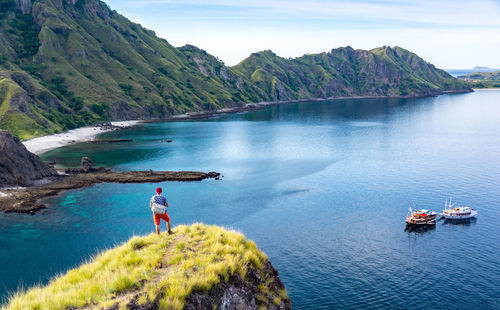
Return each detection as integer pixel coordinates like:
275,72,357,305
150,187,173,235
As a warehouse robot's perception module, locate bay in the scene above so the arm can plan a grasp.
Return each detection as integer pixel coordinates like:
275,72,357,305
1,90,500,309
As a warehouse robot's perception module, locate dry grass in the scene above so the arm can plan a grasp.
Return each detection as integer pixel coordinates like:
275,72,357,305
2,223,283,310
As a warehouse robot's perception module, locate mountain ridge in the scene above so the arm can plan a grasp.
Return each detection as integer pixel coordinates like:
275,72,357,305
0,0,471,140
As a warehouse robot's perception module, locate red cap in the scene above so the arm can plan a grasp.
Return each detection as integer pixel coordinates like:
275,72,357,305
156,187,162,194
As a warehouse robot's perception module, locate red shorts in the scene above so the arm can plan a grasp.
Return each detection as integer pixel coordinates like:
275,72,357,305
153,212,170,226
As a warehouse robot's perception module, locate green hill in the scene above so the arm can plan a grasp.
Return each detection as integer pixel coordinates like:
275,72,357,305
0,0,471,140
0,0,261,140
233,46,470,101
2,224,291,310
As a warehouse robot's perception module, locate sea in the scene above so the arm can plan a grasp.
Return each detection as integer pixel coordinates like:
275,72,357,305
1,89,500,309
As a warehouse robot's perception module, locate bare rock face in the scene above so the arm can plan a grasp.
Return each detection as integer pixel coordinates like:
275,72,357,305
184,261,292,310
0,131,58,187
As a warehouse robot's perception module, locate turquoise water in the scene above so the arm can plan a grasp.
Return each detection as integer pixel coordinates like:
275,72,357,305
2,90,500,308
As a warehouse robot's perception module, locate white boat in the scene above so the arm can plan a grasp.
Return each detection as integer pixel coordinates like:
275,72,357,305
440,198,477,220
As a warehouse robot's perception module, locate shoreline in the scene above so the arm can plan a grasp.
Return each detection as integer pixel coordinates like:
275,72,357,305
143,89,473,122
23,120,141,154
22,90,472,155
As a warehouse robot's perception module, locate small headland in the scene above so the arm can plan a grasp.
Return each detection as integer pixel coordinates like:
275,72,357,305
0,168,220,215
2,224,292,310
0,130,220,215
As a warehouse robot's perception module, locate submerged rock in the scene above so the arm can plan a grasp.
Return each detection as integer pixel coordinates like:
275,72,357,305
0,131,58,187
87,139,134,144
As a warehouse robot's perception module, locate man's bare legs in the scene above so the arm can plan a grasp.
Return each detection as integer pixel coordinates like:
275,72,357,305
155,221,172,235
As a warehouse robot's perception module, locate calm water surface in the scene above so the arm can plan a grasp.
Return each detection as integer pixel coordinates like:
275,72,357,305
1,90,500,309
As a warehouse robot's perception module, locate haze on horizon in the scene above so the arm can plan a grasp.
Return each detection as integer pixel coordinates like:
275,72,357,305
105,0,500,69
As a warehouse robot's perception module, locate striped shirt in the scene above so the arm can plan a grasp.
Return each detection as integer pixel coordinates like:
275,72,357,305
151,195,168,206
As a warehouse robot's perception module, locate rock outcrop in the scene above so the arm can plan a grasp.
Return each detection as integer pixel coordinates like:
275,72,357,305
185,261,292,310
80,156,93,172
0,130,57,187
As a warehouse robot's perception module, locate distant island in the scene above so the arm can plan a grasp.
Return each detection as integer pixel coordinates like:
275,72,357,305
472,66,498,71
0,0,470,140
458,71,500,88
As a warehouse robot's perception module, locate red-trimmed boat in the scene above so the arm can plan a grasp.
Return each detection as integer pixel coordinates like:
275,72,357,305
406,207,437,226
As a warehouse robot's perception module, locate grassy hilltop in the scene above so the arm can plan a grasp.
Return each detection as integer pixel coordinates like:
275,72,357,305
0,0,471,140
3,224,291,310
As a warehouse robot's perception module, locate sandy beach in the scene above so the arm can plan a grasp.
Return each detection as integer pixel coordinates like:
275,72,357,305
23,121,141,155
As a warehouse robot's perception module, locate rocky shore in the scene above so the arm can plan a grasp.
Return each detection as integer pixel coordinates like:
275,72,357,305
0,169,220,215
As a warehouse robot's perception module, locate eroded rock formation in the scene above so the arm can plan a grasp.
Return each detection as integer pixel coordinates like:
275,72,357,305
0,130,58,187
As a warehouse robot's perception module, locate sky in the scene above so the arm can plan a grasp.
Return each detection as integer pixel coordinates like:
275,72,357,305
104,0,500,69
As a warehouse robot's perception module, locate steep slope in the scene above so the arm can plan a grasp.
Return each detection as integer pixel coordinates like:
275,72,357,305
233,46,471,101
0,0,258,139
0,0,471,140
0,130,57,186
3,224,292,310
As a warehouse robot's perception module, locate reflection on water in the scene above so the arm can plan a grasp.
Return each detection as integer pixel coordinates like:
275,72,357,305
3,90,500,309
405,224,436,234
441,217,478,227
41,97,428,169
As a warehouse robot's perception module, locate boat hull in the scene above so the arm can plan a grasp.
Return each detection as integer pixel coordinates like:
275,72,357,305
405,218,436,226
440,210,477,220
